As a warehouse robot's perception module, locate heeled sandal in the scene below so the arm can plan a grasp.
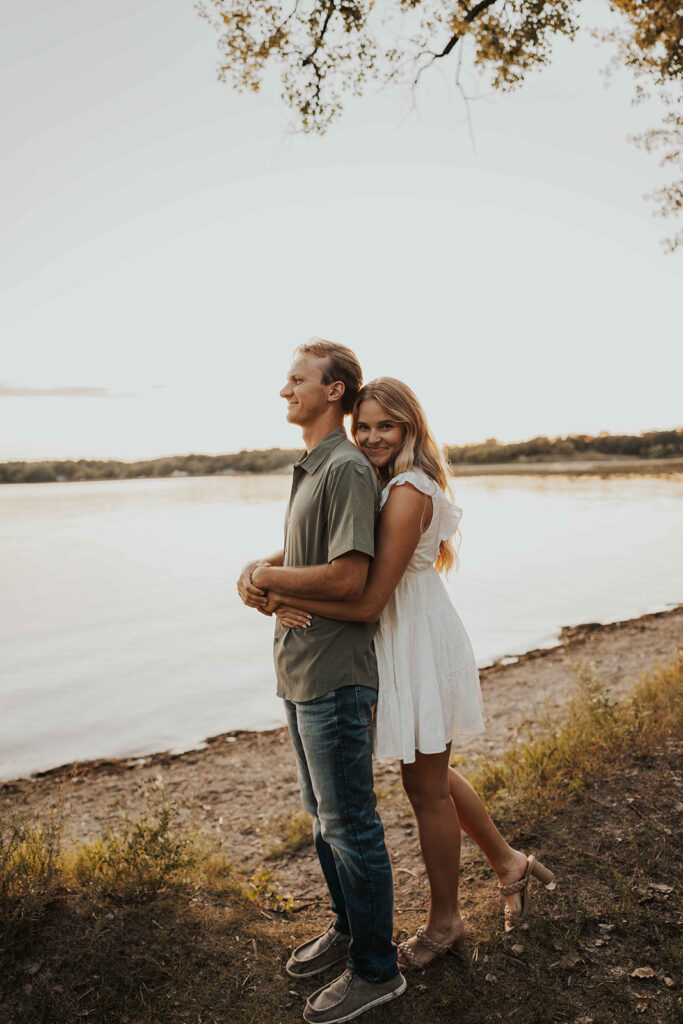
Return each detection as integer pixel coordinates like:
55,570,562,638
499,854,556,932
397,921,466,970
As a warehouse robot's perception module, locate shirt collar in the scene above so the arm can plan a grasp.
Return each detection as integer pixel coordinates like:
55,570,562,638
294,427,348,475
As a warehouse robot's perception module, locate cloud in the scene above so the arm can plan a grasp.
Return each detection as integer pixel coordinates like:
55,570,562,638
0,382,137,398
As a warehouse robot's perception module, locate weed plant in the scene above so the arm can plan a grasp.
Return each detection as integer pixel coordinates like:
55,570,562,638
472,654,683,809
265,810,313,860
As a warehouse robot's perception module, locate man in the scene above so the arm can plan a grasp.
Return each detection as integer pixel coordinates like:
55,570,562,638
237,339,405,1023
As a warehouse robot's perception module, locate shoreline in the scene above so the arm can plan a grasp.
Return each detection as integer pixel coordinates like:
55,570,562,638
3,604,680,793
1,456,683,485
448,456,683,476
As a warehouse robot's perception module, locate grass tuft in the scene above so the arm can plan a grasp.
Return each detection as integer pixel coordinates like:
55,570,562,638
65,801,200,901
471,653,683,809
246,866,298,913
265,809,313,859
0,805,62,949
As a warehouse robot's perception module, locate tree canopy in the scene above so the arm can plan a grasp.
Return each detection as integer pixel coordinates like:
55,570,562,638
197,0,682,250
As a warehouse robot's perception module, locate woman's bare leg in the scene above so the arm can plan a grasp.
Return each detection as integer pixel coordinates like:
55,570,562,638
399,746,464,964
447,766,528,914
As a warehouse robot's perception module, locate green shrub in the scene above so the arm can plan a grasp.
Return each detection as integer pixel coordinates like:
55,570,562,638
69,802,200,901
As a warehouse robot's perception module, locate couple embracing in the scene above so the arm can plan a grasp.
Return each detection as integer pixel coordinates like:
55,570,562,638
237,339,555,1023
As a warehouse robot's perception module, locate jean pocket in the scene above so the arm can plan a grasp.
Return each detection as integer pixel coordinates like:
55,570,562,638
354,685,376,726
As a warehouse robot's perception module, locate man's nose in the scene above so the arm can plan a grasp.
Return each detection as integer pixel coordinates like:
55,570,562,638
280,383,292,398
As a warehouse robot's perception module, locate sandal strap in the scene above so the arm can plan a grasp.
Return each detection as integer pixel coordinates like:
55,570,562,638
498,876,529,896
498,855,534,896
397,941,423,969
415,925,453,954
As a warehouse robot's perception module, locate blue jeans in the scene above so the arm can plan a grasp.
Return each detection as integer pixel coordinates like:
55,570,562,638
284,685,398,983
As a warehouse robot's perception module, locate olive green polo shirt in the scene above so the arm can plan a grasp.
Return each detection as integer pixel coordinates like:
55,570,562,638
274,427,381,702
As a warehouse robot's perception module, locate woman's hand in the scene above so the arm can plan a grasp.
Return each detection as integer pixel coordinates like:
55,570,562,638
261,590,282,615
275,605,312,629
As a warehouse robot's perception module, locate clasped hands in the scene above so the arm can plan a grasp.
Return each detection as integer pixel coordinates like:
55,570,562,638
236,560,311,629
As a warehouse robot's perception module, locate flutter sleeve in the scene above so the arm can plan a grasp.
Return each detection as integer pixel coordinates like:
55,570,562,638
380,468,462,541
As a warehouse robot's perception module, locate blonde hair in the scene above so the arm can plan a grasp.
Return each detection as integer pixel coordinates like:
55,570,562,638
351,377,459,575
295,338,363,414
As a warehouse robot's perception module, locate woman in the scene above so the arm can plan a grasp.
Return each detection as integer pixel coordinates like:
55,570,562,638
265,378,555,968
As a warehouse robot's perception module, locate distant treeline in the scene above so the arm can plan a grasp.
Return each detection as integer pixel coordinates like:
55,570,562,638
445,428,683,465
0,448,301,484
2,429,681,484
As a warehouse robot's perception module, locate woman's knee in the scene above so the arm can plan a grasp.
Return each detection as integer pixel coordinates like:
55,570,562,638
402,773,450,813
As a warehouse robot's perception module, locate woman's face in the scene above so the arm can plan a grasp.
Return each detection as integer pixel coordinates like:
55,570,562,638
355,399,405,470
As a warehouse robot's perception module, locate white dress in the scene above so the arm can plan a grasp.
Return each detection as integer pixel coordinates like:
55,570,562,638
373,468,485,763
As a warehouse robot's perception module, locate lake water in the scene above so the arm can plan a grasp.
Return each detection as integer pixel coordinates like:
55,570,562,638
1,473,681,781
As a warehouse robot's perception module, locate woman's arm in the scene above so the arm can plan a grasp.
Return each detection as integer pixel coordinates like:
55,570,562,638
269,483,431,623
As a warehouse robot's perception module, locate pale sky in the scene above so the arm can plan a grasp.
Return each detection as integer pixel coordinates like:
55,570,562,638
1,0,681,462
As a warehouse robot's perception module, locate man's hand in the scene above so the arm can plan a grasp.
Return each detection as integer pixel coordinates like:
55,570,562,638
237,560,270,609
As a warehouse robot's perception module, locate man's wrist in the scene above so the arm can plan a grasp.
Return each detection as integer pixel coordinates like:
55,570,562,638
252,564,271,587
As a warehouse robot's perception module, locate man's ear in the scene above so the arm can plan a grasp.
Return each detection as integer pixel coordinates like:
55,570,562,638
327,380,345,405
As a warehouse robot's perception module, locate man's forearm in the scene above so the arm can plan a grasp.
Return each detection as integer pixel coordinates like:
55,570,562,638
255,563,360,600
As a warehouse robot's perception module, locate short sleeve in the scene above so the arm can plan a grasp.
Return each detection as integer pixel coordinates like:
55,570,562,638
381,469,462,541
379,468,435,509
326,460,378,563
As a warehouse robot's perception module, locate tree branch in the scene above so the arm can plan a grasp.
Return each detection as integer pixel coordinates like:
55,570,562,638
303,0,337,67
437,0,499,59
413,0,498,85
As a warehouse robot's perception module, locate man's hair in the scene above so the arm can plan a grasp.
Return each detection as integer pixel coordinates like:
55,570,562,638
295,337,363,414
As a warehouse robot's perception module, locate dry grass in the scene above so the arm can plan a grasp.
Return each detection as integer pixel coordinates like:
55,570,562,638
471,655,683,808
265,810,314,861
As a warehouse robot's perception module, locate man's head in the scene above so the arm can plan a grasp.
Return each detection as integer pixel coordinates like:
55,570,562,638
280,338,363,428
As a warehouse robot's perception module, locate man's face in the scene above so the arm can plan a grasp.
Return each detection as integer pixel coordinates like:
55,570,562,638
280,354,333,427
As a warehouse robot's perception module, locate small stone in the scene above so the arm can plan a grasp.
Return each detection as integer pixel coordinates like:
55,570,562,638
511,944,524,955
664,977,675,988
594,939,605,947
485,973,497,983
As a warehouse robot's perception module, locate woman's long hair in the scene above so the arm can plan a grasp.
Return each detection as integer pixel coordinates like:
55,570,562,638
351,377,459,574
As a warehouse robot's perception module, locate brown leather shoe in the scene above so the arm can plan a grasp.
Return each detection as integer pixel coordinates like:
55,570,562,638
286,923,351,979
